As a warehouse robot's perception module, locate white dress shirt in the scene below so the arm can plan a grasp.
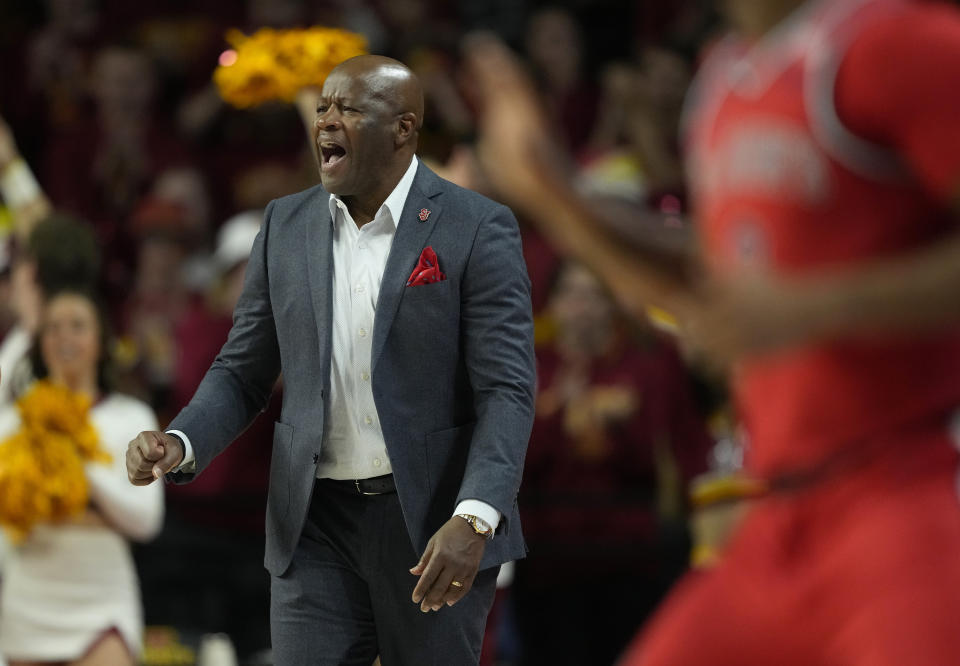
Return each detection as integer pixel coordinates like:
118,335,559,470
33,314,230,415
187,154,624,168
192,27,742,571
170,157,500,531
317,155,417,481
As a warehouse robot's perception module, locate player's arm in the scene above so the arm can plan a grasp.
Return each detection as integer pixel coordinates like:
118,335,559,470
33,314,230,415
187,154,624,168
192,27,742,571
731,216,960,342
464,36,834,364
467,15,960,366
466,36,698,322
660,5,960,366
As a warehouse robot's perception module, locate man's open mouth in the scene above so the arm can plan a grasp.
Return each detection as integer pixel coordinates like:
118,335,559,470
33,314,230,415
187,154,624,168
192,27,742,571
319,141,347,169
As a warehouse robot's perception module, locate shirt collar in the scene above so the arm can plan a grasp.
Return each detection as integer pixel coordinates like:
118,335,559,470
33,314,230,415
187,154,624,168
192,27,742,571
328,155,419,229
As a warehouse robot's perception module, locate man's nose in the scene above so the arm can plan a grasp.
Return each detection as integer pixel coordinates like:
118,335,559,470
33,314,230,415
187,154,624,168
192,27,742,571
317,110,341,130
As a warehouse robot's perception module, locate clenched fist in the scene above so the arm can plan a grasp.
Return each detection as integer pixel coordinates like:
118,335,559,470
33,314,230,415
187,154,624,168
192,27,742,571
127,431,185,486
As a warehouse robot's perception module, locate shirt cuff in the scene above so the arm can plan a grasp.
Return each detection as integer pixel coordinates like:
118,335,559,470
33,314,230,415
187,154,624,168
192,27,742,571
454,500,501,532
165,430,197,473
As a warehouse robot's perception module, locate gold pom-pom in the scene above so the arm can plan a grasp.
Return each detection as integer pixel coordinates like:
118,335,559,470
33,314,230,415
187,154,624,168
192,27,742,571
214,27,368,108
0,381,110,541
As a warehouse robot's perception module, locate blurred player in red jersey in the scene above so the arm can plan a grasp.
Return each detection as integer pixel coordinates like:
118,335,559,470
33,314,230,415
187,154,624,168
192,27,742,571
467,0,960,663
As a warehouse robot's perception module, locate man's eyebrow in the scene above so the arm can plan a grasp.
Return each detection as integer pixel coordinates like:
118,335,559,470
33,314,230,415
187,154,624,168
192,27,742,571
317,94,355,105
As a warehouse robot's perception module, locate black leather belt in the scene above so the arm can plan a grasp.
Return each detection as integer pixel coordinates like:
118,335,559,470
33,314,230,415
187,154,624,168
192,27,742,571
322,474,397,496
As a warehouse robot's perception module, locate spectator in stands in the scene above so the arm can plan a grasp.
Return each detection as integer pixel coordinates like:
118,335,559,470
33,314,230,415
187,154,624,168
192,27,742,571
514,261,711,666
525,7,599,155
42,44,189,302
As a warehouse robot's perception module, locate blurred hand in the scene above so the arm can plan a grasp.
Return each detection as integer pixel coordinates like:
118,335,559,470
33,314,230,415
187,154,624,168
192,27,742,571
0,115,20,171
410,516,487,612
126,431,184,486
464,34,561,208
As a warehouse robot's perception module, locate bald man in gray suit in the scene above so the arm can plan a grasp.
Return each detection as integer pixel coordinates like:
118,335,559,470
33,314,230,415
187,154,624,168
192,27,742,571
127,55,535,665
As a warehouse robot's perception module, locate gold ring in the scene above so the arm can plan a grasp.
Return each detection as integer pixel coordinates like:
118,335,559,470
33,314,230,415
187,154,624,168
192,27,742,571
450,580,464,588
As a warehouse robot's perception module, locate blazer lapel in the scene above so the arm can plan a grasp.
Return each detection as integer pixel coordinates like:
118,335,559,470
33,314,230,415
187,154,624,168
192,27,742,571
372,164,444,372
305,189,335,386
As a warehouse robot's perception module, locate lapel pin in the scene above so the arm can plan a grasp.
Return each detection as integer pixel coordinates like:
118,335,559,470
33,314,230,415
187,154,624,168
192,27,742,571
418,208,431,222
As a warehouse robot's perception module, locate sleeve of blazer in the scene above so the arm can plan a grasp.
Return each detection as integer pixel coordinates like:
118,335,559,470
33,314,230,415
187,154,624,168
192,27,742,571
167,200,282,481
457,202,536,533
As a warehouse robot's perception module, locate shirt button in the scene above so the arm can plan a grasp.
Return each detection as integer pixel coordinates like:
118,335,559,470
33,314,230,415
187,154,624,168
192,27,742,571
361,371,370,381
355,285,365,294
373,457,382,467
364,415,373,425
358,328,367,337
358,242,368,250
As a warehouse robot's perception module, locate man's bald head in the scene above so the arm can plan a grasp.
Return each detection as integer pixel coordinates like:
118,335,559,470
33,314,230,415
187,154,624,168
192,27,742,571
329,55,424,129
313,55,424,218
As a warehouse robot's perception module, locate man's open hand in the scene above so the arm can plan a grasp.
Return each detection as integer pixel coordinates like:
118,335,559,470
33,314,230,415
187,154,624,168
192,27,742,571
126,431,184,486
465,34,560,209
410,516,487,613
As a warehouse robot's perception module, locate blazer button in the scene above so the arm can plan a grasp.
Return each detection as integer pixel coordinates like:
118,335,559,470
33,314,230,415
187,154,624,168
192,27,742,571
312,453,319,464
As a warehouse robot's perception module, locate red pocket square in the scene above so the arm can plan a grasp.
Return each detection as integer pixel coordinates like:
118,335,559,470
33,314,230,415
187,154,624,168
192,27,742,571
406,246,446,286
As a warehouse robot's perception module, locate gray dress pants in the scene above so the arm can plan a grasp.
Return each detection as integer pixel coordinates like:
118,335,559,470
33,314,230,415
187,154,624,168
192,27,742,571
271,479,498,665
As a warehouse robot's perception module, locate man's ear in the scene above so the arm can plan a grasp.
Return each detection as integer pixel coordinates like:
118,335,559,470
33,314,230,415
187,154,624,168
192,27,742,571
395,112,418,148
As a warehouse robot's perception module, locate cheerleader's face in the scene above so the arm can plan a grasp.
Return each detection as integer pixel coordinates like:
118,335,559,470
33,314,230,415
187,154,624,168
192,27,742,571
40,293,101,387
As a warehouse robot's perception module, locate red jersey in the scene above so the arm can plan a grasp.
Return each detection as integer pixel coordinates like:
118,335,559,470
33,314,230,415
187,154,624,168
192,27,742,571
684,0,960,475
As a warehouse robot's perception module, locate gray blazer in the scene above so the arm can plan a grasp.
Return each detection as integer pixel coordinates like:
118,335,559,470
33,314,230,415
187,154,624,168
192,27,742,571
169,163,535,577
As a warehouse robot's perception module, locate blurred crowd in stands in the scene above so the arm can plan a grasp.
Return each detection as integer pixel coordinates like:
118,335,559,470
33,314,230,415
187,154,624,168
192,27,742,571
0,1,728,664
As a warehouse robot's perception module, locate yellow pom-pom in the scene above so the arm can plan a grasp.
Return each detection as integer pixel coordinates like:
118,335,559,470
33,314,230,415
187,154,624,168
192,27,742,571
0,381,109,538
214,26,368,108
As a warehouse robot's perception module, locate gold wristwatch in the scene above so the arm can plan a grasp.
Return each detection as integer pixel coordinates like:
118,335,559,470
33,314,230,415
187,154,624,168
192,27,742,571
456,513,493,539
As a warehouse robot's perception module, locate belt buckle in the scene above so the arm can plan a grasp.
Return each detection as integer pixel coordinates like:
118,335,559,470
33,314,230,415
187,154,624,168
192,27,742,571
355,479,381,496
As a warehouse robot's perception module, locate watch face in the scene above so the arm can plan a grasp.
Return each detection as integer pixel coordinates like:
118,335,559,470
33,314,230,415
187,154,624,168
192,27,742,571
473,517,492,535
459,514,491,535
